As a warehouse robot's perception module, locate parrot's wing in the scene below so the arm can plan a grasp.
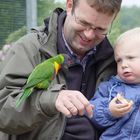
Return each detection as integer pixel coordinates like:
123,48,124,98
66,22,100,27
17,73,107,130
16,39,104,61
16,61,57,107
24,62,55,89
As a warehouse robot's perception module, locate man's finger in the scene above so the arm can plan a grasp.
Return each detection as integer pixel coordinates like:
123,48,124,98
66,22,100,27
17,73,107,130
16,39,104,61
63,100,78,116
55,100,72,117
76,94,94,118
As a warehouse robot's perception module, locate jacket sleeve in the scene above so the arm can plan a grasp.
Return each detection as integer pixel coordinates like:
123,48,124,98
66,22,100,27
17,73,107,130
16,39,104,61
90,82,117,129
0,34,65,135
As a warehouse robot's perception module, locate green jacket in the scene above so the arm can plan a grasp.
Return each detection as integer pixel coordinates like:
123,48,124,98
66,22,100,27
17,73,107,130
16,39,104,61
0,9,116,140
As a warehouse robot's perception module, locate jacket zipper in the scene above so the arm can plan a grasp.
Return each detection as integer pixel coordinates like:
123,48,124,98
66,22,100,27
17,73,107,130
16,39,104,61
129,106,140,140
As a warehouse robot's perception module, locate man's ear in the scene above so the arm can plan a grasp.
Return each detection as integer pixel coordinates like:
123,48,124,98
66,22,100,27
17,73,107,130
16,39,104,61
66,0,73,14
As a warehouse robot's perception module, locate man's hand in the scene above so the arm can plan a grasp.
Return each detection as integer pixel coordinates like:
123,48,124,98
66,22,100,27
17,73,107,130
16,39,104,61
55,90,93,118
109,94,133,118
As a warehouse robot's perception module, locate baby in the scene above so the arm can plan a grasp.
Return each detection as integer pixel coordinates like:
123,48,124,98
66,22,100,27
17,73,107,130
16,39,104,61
90,27,140,140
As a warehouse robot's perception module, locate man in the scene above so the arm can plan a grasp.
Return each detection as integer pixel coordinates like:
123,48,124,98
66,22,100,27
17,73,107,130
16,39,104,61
0,0,122,140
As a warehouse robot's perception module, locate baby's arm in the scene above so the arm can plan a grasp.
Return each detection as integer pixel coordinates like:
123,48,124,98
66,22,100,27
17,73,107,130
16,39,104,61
90,82,118,128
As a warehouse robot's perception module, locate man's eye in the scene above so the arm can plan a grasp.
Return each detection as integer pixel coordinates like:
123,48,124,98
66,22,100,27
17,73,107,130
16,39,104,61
79,20,88,26
96,28,103,31
96,28,106,32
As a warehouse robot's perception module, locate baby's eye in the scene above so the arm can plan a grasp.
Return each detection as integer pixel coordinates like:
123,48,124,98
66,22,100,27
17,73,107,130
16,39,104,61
116,58,121,63
128,56,134,60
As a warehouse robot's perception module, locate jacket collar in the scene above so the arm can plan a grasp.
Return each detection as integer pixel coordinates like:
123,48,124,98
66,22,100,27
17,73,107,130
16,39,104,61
38,8,64,58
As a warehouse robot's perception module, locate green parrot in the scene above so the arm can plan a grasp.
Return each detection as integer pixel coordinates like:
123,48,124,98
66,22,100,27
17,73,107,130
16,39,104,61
16,54,66,107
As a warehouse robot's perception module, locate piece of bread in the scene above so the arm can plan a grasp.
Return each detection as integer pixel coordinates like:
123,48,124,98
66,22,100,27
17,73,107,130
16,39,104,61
116,93,130,104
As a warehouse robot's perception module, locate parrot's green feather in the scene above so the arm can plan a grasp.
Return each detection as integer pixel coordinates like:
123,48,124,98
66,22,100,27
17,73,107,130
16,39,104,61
24,62,54,89
16,54,65,107
16,87,33,107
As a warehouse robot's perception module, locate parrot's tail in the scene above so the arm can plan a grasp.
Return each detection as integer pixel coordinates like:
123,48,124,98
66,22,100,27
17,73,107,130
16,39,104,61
16,88,33,107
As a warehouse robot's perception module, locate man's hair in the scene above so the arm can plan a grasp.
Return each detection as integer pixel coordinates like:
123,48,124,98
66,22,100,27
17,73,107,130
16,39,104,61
72,0,122,15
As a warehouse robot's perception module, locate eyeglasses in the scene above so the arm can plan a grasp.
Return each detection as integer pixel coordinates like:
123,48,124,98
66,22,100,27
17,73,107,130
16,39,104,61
73,11,110,37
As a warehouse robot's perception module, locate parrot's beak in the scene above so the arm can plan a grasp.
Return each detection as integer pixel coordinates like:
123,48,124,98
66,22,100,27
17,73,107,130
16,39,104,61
54,62,61,74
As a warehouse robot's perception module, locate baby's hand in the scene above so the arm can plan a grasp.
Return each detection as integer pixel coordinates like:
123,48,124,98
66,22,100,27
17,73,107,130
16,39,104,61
109,93,133,118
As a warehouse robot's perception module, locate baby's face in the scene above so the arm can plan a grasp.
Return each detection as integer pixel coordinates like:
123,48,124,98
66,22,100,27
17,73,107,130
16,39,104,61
114,38,140,84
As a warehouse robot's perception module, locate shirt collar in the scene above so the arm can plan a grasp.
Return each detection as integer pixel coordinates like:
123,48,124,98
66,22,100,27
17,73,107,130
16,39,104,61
62,29,97,71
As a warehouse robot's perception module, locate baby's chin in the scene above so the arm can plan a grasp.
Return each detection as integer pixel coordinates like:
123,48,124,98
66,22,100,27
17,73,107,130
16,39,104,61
123,79,140,84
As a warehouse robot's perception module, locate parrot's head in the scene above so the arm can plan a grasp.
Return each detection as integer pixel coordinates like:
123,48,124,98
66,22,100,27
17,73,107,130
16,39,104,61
52,54,64,64
53,54,73,65
53,54,74,74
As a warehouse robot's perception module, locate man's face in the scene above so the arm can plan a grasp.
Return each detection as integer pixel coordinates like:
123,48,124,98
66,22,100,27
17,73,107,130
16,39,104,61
64,0,115,58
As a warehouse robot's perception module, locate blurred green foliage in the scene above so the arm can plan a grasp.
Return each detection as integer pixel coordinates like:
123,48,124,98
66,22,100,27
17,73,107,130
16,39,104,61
0,0,26,48
109,6,140,46
38,0,65,25
0,0,64,48
5,26,26,44
120,6,140,32
2,3,140,49
108,14,121,46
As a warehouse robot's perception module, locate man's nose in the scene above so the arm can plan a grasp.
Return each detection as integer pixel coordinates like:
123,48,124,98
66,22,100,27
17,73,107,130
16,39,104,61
83,29,96,40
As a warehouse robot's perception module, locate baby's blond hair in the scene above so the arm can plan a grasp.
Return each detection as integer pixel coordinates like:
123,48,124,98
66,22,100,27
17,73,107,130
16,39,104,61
114,27,140,48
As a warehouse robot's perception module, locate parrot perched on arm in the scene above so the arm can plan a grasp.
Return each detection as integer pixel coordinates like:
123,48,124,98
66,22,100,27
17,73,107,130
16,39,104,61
16,54,68,107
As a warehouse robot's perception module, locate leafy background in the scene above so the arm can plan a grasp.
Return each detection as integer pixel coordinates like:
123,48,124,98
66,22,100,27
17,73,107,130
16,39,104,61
0,0,140,49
